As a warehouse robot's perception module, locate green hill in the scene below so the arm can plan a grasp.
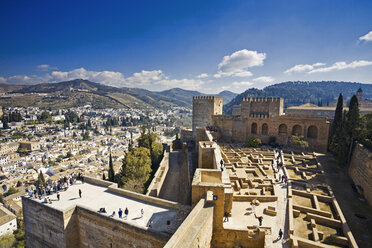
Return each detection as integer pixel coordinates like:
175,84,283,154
224,81,372,114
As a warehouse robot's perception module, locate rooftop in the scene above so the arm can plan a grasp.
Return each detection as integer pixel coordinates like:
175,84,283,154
28,179,189,234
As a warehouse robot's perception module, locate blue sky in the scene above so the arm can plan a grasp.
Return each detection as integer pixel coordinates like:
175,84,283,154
0,0,372,93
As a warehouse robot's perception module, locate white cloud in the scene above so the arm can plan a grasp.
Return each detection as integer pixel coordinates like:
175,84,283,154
0,77,6,84
156,78,205,90
252,76,275,83
0,67,207,91
284,62,325,74
196,73,208,79
218,81,253,93
214,49,266,78
37,64,58,71
125,70,165,86
359,31,372,42
308,60,372,73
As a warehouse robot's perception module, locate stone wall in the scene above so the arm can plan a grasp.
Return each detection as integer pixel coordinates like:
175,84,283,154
22,197,73,248
146,146,170,197
349,143,372,205
164,198,214,248
77,206,168,248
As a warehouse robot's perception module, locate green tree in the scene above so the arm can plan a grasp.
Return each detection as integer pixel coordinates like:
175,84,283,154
330,93,343,145
346,95,360,141
38,171,45,186
108,153,115,182
121,147,152,186
0,234,15,248
39,111,51,122
330,111,349,166
151,142,163,170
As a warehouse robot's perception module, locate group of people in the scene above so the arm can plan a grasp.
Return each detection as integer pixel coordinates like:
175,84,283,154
102,207,153,228
26,172,84,202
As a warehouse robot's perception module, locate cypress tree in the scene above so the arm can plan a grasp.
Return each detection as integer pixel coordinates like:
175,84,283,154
108,153,115,182
330,93,343,143
330,111,349,166
346,95,360,140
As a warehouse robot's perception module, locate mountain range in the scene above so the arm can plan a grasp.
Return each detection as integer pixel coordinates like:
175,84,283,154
0,79,237,110
0,79,370,111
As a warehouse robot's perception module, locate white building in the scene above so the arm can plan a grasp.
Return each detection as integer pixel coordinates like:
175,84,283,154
0,205,17,236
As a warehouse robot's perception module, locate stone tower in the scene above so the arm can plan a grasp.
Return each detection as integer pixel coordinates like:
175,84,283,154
192,96,223,137
356,87,364,103
240,97,283,118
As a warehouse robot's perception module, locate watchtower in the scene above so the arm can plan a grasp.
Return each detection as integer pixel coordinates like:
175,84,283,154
240,97,283,118
192,96,223,138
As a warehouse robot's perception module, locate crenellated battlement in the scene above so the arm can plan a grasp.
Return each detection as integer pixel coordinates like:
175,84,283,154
242,97,282,102
193,96,222,101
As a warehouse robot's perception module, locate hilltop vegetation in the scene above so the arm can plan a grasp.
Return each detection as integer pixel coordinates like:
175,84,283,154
224,81,372,114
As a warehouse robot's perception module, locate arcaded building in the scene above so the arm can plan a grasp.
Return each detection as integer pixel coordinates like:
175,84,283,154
192,96,330,152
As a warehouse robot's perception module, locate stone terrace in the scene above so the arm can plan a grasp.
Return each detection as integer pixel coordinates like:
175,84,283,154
27,179,189,235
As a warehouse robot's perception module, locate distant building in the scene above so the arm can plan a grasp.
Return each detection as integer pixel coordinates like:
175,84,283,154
0,204,17,236
18,141,40,152
356,87,372,108
0,143,20,156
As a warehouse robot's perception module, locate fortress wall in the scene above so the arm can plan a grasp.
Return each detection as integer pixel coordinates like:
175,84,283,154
76,206,168,248
22,197,72,248
164,198,214,248
212,115,329,152
349,143,372,206
146,146,170,197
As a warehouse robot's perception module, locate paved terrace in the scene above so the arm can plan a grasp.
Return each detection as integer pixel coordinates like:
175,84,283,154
27,179,189,235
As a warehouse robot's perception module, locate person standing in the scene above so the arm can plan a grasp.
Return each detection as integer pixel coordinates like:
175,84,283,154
57,192,60,201
79,189,82,198
258,216,263,226
278,228,283,239
124,207,129,219
223,212,229,222
141,208,144,218
118,208,123,218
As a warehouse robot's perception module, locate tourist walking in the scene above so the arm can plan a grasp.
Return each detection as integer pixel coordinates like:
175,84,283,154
278,228,283,239
79,189,82,198
141,208,144,218
119,208,123,218
57,192,60,201
148,219,153,228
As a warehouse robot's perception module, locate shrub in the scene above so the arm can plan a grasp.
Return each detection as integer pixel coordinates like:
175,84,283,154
246,137,262,148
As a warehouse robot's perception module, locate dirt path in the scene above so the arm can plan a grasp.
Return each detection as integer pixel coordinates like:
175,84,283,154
158,151,180,202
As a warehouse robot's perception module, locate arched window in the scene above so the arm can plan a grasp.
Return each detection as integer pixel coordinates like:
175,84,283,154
307,126,318,139
278,124,287,135
262,123,268,135
292,125,302,136
251,123,257,134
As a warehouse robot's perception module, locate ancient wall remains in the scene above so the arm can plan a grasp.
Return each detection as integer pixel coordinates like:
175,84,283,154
349,143,372,206
192,96,223,137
